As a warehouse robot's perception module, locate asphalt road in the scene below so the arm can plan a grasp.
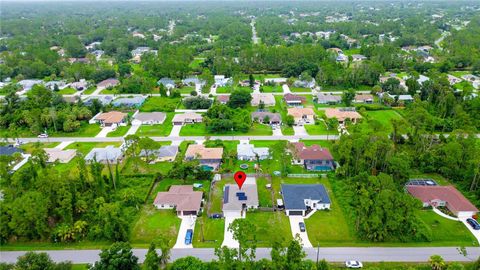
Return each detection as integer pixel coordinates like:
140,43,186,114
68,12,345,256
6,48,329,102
1,247,479,264
7,135,340,143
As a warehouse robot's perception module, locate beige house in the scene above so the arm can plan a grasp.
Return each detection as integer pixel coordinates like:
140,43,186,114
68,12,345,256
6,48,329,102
153,185,203,216
44,148,77,163
325,108,362,124
185,144,223,171
92,111,127,127
172,113,203,125
287,108,315,125
251,93,276,107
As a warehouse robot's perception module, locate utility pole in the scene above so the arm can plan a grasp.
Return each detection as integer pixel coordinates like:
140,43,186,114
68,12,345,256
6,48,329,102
316,242,320,266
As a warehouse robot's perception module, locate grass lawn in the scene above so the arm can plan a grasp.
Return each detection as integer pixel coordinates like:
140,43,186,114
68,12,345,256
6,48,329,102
179,123,272,136
178,86,195,94
451,70,471,77
216,86,234,93
121,158,174,175
193,214,225,248
20,142,60,153
281,126,294,135
100,87,119,94
65,142,122,155
136,113,174,137
256,177,274,207
357,110,405,134
81,87,96,95
130,206,181,247
261,85,283,92
140,97,181,112
290,87,311,92
106,125,130,137
72,265,88,270
57,87,77,95
189,58,205,69
50,123,102,137
304,123,336,135
247,211,293,247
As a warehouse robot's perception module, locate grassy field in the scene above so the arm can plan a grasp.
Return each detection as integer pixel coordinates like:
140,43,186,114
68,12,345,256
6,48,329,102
106,125,130,137
248,211,293,247
130,206,181,248
65,142,122,155
290,87,311,92
357,109,405,134
193,215,225,248
304,123,336,135
178,86,195,94
179,123,272,136
135,113,174,137
261,85,283,92
121,158,174,175
140,97,181,112
20,142,60,153
57,87,77,95
81,87,96,95
50,123,102,137
189,58,205,69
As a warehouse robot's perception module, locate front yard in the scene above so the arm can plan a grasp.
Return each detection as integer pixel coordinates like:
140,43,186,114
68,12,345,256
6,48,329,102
135,113,175,136
179,122,272,136
248,211,293,247
49,123,102,137
130,206,181,247
193,215,225,248
106,125,130,137
304,123,336,135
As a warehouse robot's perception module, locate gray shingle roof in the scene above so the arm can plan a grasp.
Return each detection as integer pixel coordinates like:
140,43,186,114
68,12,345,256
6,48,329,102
0,146,23,156
281,184,331,210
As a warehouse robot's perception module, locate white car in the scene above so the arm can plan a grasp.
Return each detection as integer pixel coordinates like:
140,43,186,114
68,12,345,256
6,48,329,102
37,133,49,138
345,261,363,268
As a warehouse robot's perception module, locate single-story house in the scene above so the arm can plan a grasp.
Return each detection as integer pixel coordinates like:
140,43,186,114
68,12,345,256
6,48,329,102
44,148,77,163
287,107,315,125
0,146,23,156
290,142,335,171
140,145,179,162
185,144,223,171
217,95,230,105
281,184,331,216
251,93,276,107
112,96,146,108
293,79,316,89
214,75,232,87
324,108,362,124
172,113,203,125
92,111,127,127
447,75,462,85
85,146,123,164
351,54,367,62
131,47,154,57
44,80,67,90
97,78,119,90
251,112,281,125
283,93,306,106
182,76,205,86
132,112,166,125
237,142,270,161
336,54,348,63
153,185,203,216
383,93,415,104
316,93,342,105
83,95,113,106
328,48,343,54
157,77,175,89
223,182,259,214
70,79,89,91
354,94,374,104
17,79,43,92
461,74,480,82
406,185,478,218
264,78,287,85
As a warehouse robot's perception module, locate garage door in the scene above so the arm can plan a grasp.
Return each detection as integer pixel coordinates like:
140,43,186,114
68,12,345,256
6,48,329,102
288,210,303,216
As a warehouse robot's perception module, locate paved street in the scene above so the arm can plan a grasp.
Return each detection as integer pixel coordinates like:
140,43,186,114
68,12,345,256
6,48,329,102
1,247,479,264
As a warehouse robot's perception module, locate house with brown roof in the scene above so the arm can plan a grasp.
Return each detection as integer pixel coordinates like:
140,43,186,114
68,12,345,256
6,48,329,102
325,108,362,124
251,112,282,125
92,111,127,127
153,185,203,216
185,144,223,171
287,108,315,125
406,185,478,218
283,93,306,107
172,113,203,125
217,95,230,105
97,78,120,90
354,94,374,104
290,142,335,171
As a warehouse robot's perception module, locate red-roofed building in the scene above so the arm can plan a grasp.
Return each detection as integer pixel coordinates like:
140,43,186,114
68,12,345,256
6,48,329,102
217,95,230,105
406,185,478,218
290,142,335,171
283,93,306,107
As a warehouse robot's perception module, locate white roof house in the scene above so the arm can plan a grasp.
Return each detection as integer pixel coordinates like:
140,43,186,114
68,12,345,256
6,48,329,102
44,148,77,163
214,75,232,87
132,112,166,125
251,93,276,106
17,79,43,92
237,143,270,161
85,146,123,164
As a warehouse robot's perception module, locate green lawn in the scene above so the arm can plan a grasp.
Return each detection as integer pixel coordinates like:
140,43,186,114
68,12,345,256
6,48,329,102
215,86,234,93
65,142,122,155
247,211,293,247
20,142,60,153
121,158,174,175
106,125,130,137
57,87,77,95
136,113,174,137
179,123,272,136
290,87,311,92
81,87,96,95
281,126,294,135
261,85,283,92
50,123,102,137
100,87,119,94
178,86,195,94
193,215,225,248
140,97,181,112
357,109,405,134
304,123,336,135
130,206,181,247
189,58,205,69
256,177,273,207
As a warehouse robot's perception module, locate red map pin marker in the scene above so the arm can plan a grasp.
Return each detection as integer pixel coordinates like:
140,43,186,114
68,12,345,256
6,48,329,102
234,171,247,190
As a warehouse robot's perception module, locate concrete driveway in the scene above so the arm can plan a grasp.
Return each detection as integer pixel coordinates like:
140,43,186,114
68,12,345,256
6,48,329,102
293,125,307,136
169,125,183,137
126,124,141,136
222,211,243,248
288,216,313,248
95,126,114,138
272,126,282,136
459,217,480,244
173,216,197,249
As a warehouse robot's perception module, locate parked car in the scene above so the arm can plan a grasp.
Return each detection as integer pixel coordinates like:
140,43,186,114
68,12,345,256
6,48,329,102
299,222,306,232
37,133,48,138
185,229,193,245
345,261,363,268
467,218,480,230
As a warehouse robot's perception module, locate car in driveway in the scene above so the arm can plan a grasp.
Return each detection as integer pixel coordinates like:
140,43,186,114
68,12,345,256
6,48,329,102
299,222,306,232
185,229,193,245
467,218,480,230
345,260,363,268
